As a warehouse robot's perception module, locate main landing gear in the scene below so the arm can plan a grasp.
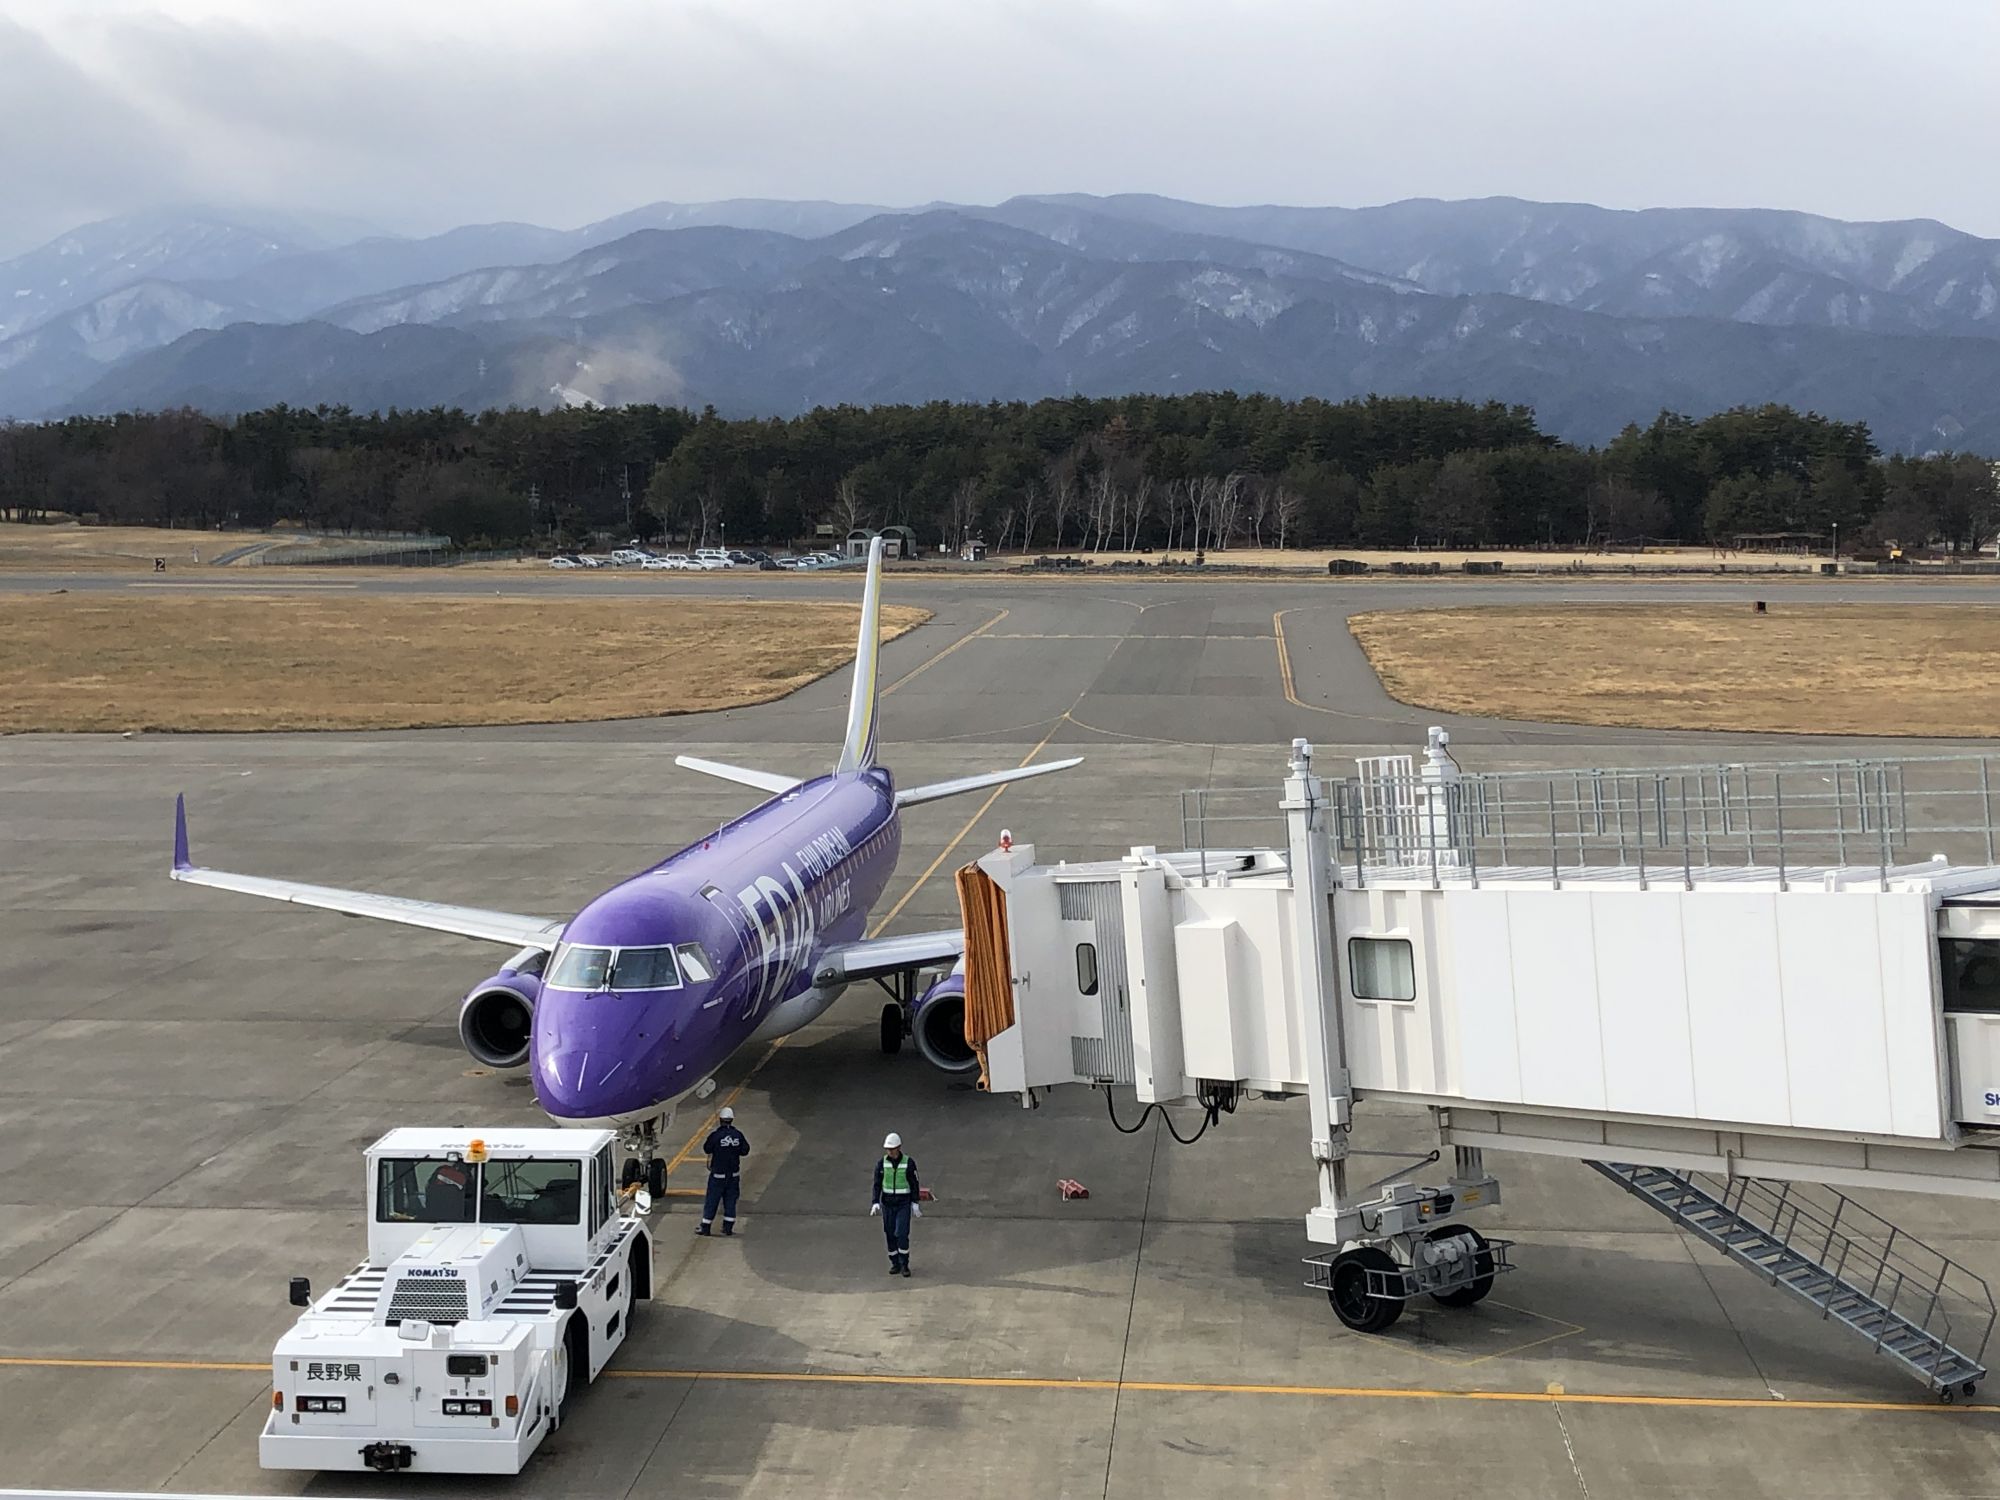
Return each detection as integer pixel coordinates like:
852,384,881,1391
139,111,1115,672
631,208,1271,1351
873,969,925,1056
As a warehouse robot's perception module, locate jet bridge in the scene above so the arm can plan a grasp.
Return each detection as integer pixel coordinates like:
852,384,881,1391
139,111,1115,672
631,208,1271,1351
968,733,2000,1396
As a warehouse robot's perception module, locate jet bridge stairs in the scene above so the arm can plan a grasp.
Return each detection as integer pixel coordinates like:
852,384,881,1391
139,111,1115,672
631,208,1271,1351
1589,1162,1993,1397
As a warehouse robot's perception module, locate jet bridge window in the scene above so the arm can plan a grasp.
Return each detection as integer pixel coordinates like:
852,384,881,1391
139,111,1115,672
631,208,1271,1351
1349,937,1417,1003
377,1157,475,1223
1943,940,2000,1014
480,1158,583,1224
1076,942,1099,996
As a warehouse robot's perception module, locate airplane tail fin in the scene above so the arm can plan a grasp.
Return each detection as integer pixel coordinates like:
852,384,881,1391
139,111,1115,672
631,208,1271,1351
835,537,886,774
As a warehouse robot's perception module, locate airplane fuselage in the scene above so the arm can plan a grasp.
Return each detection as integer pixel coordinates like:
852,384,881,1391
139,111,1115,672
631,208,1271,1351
530,767,902,1126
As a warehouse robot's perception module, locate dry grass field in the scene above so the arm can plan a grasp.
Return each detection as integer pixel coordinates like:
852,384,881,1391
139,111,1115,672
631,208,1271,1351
0,522,385,570
1349,604,2000,737
0,594,927,732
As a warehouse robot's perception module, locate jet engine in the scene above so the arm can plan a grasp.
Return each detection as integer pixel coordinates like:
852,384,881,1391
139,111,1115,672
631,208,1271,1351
456,947,547,1069
911,966,979,1075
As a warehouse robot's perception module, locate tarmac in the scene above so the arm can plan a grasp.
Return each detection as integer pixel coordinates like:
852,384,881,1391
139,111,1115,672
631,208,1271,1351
4,567,2000,1497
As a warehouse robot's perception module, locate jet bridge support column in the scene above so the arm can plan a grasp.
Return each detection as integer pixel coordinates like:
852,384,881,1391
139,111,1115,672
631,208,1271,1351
1285,739,1511,1333
1282,739,1355,1244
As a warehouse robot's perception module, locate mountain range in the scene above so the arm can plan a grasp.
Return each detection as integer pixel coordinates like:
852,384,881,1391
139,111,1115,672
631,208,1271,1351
6,193,2000,449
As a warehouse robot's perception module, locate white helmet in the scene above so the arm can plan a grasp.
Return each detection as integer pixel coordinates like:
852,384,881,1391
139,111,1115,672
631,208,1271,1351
883,1132,902,1149
719,1107,734,1121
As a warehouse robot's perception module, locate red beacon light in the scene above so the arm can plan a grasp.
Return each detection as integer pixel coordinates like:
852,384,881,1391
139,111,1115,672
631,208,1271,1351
998,829,1014,853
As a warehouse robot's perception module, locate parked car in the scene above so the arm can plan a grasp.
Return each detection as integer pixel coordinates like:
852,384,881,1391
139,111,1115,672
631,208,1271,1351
692,549,731,570
639,556,680,571
610,548,652,567
549,554,582,569
576,554,606,568
655,553,696,569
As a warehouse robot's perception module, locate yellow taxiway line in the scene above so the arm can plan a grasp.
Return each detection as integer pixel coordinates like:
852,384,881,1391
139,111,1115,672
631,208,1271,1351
0,1354,1986,1417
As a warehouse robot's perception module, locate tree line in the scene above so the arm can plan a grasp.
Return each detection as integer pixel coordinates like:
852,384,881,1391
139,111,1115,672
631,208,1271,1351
0,395,1993,554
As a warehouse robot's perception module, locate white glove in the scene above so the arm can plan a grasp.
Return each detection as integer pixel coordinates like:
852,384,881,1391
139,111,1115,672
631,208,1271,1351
911,1204,922,1219
869,1203,881,1216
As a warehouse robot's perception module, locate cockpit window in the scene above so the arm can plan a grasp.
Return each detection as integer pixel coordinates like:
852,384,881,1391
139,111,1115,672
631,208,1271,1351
675,942,715,983
548,945,613,990
610,946,681,991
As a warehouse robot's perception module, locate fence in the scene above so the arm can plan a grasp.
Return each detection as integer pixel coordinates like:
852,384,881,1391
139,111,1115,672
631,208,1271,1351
247,545,523,568
1180,751,2000,890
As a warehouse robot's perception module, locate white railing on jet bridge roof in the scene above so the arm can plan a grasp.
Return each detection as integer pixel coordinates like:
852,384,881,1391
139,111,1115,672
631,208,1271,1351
1180,749,2000,893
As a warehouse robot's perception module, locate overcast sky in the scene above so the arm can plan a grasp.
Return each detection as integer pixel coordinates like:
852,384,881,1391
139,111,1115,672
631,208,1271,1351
3,0,1995,256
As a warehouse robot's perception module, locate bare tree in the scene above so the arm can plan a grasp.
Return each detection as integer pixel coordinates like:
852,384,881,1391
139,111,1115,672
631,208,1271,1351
1124,474,1153,551
833,477,866,534
1247,481,1272,548
1086,469,1118,552
1018,478,1045,554
1049,472,1077,551
1274,486,1305,551
1191,472,1245,553
946,477,979,554
694,483,722,547
1161,476,1188,555
1584,477,1668,546
1187,476,1213,555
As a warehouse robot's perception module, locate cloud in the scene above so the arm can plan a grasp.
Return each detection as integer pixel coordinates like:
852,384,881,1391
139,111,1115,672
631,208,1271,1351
0,15,201,249
2,0,1996,257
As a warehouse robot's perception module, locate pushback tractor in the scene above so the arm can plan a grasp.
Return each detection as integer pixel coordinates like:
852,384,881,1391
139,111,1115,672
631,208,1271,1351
262,1128,652,1474
961,733,2000,1397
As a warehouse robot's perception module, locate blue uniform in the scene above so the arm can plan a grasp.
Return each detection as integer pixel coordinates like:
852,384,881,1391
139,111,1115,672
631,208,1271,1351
871,1153,920,1272
699,1124,749,1234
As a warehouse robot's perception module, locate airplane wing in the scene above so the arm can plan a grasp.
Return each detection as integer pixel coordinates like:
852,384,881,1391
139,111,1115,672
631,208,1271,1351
171,796,565,950
895,758,1083,809
812,929,964,987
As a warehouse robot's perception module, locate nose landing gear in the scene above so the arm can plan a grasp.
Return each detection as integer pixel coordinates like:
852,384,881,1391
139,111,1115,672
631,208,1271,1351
618,1111,676,1204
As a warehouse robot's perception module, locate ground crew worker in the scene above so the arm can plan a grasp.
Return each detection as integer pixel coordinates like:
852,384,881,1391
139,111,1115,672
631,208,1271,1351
426,1158,473,1221
869,1132,920,1276
696,1107,749,1237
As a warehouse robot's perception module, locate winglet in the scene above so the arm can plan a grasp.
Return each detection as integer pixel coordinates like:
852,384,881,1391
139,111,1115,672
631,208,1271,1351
173,794,192,875
834,537,886,774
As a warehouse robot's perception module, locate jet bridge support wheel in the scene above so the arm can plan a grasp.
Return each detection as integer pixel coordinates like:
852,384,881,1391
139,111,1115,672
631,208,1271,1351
1326,1246,1403,1334
1426,1225,1497,1308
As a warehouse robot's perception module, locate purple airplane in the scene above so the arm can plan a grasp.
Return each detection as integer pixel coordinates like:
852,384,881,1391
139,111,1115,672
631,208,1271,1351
171,540,1078,1188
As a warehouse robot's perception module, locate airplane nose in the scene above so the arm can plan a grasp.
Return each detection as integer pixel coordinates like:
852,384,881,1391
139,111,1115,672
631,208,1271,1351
534,1048,589,1117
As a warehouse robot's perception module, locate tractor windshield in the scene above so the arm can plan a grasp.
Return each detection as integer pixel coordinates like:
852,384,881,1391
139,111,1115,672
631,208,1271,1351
376,1157,476,1223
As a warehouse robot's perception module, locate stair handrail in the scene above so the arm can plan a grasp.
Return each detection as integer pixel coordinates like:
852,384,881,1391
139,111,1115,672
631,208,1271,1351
1699,1170,1996,1362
